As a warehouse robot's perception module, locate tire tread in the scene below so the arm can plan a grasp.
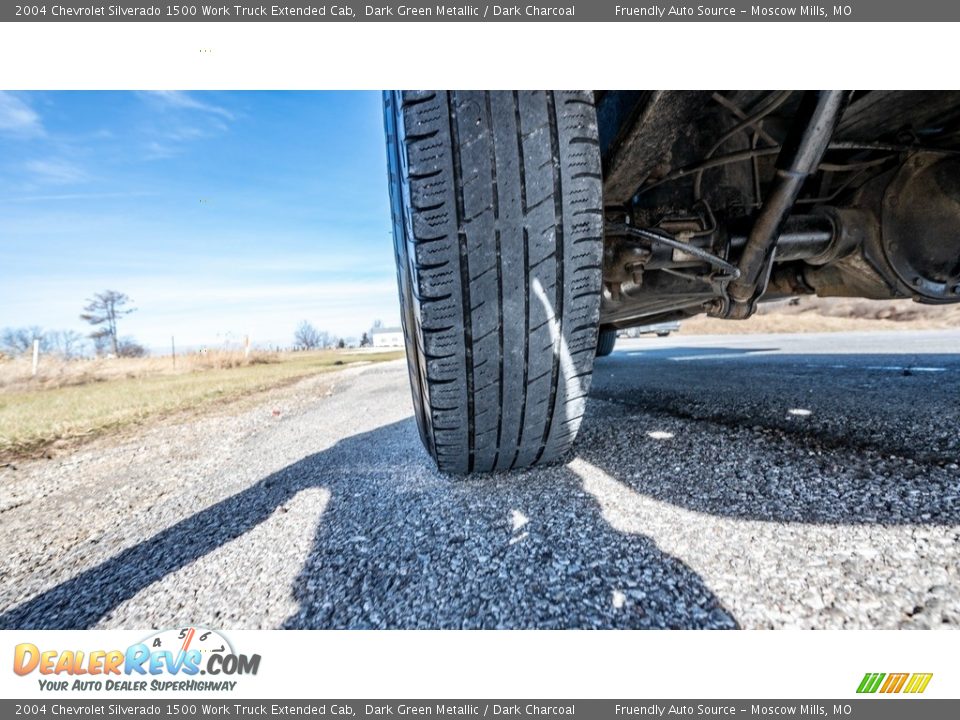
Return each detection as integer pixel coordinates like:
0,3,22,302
385,90,603,473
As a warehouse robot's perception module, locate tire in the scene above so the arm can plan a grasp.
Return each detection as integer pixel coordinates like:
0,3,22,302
384,90,604,474
596,328,617,357
656,331,671,338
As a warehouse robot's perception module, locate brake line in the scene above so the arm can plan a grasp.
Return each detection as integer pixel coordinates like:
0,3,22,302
605,222,741,281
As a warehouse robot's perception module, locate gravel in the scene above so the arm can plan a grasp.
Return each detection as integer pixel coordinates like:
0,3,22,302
1,330,958,629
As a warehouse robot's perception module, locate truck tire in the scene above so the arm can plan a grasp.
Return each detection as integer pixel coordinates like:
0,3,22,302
384,90,604,474
596,328,617,357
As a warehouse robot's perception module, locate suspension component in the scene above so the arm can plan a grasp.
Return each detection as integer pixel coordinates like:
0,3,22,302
723,91,848,317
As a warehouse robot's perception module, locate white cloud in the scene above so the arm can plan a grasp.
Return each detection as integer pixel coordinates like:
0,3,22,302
139,93,234,159
24,158,87,185
146,91,234,120
0,91,43,136
143,140,180,160
0,191,155,204
165,126,206,141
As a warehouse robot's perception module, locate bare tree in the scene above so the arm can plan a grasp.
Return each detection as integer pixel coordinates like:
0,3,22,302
294,320,326,350
46,329,88,359
0,326,47,356
92,332,111,357
117,338,147,358
80,290,136,356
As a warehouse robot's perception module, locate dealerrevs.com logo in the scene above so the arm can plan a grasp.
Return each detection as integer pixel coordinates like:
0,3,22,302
857,672,933,694
13,627,260,693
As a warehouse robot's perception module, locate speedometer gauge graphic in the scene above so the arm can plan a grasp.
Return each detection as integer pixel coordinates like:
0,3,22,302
141,627,234,658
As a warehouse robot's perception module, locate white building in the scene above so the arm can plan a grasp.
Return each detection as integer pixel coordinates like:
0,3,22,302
370,327,404,347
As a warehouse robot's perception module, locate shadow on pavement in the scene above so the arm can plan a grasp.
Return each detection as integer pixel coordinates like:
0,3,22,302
587,347,960,525
592,349,960,465
0,418,737,630
280,420,735,629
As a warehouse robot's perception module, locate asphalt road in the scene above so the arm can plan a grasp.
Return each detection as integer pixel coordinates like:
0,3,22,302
1,330,958,629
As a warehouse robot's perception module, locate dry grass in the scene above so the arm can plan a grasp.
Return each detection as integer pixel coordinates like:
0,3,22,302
0,349,404,461
0,348,285,393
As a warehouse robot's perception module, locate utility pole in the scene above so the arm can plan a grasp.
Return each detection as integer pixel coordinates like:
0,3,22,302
171,336,176,369
31,338,40,376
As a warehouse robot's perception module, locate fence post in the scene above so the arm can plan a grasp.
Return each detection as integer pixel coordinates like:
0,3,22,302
171,336,176,369
31,338,40,376
244,334,251,358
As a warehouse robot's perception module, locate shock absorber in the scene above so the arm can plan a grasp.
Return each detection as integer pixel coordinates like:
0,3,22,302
722,90,849,318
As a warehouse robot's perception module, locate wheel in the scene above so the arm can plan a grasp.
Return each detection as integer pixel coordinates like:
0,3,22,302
656,331,671,337
595,328,617,357
385,90,604,474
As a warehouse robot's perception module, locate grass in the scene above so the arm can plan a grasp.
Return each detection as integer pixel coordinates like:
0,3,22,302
0,349,404,461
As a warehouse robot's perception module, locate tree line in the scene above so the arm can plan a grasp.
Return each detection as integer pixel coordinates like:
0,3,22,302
0,290,144,359
293,319,387,350
2,290,394,359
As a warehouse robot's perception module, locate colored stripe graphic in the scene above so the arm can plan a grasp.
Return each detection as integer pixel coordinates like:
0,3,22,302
892,673,910,693
904,673,934,694
857,673,885,693
881,673,909,693
857,672,933,694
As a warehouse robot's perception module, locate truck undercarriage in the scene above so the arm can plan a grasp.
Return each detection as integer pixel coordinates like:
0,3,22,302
596,91,960,332
386,90,960,473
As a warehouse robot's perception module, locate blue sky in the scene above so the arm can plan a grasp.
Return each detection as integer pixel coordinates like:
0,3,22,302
0,91,399,351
